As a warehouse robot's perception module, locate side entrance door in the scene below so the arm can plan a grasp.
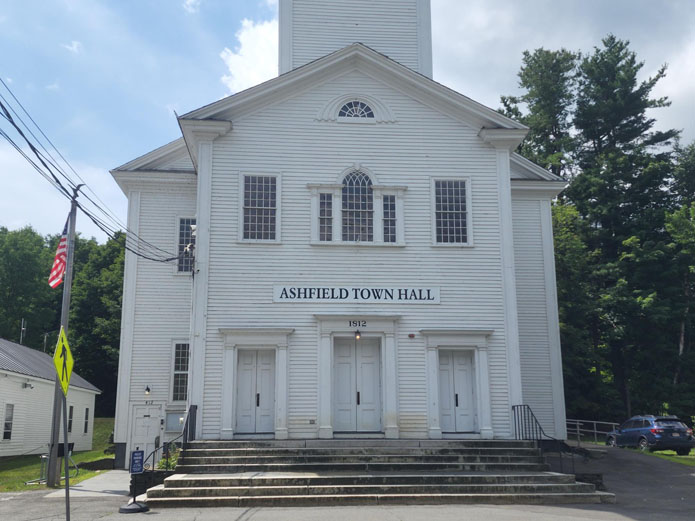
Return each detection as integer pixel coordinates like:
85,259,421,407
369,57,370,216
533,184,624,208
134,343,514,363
131,404,162,466
333,337,382,432
235,350,275,433
438,350,477,432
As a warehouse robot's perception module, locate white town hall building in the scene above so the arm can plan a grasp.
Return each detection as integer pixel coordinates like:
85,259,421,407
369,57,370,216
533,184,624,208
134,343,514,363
112,0,567,468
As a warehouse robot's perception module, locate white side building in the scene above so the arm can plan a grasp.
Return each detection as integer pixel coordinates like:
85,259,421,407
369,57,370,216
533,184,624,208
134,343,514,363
0,338,99,457
112,0,567,468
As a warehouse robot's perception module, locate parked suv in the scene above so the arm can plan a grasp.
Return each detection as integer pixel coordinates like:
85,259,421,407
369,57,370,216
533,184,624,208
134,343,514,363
606,415,694,455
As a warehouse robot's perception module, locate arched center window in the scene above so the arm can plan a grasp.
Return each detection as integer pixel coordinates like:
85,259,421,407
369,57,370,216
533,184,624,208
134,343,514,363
338,101,374,119
342,171,373,241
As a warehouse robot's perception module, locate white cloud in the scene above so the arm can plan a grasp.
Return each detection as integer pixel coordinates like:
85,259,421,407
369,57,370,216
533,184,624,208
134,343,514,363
220,18,278,94
61,40,82,53
263,0,278,8
182,0,201,14
0,142,125,242
45,82,60,91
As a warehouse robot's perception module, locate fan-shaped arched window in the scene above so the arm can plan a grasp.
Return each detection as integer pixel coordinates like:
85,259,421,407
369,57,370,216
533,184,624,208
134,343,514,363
338,101,375,119
342,171,373,241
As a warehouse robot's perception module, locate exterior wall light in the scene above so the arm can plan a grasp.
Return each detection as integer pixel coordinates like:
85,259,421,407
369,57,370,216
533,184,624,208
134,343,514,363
355,330,361,340
145,386,151,396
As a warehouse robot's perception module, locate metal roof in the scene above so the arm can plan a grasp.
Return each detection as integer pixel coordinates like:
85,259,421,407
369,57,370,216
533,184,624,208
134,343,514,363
0,337,100,393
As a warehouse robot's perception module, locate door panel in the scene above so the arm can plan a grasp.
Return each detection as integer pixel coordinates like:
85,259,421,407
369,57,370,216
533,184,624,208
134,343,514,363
333,338,381,432
438,352,455,432
439,350,477,432
132,405,162,462
333,340,356,431
356,341,381,431
235,351,257,433
235,350,275,433
256,350,276,432
453,351,476,431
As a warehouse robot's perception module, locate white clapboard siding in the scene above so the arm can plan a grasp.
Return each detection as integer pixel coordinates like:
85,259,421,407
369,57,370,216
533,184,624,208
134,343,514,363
199,69,512,438
286,0,422,73
0,372,97,457
512,196,557,436
129,189,196,403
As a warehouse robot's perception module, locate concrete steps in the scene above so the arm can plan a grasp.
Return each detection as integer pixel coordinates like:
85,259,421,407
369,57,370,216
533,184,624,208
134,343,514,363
145,440,615,507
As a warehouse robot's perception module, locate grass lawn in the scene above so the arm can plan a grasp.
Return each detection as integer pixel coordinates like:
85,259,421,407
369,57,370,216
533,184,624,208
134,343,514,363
643,449,695,466
0,417,115,492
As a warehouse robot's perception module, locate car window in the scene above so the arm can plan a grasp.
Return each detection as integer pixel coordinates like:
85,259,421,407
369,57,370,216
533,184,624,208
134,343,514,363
656,420,686,429
640,420,651,428
622,420,636,429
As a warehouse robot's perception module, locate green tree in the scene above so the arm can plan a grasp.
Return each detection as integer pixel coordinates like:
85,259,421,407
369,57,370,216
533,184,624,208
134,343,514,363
69,233,125,416
501,48,579,178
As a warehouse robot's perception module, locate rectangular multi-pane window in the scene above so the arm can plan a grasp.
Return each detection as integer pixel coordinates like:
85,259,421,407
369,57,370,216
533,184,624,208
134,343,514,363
319,193,333,241
177,218,196,272
243,175,277,240
3,404,13,440
173,343,190,402
435,180,468,243
68,405,74,433
84,408,89,434
383,195,396,243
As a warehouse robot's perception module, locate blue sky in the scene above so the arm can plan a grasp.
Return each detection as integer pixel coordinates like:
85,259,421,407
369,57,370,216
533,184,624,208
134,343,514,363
1,0,693,241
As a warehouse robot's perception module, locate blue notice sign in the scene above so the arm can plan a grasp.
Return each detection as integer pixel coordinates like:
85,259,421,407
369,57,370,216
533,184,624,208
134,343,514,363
130,450,144,474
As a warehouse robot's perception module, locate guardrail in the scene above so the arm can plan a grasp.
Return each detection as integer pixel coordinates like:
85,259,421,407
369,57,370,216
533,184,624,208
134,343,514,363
566,418,619,446
512,404,575,474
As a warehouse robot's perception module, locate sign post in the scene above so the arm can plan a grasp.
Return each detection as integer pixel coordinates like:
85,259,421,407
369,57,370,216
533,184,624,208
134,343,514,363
52,327,74,521
119,450,149,513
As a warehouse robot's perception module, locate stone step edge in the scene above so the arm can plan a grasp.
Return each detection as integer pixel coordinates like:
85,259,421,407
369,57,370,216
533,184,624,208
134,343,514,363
150,483,596,496
145,491,616,507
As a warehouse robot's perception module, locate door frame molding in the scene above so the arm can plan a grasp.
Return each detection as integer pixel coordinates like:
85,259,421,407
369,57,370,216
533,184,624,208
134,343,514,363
421,329,494,439
315,314,400,439
219,328,294,440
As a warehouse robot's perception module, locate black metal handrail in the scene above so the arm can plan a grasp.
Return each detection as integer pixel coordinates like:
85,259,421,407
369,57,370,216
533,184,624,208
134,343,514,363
512,404,576,475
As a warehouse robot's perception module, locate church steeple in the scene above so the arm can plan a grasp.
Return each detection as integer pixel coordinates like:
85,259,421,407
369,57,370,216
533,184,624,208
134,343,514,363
279,0,432,78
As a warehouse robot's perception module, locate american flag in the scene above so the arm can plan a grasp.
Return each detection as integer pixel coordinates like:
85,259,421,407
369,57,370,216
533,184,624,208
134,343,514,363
48,217,69,289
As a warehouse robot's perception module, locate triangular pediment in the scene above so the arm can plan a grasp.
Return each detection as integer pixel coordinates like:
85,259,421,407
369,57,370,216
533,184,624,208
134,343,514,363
113,138,193,173
180,43,526,133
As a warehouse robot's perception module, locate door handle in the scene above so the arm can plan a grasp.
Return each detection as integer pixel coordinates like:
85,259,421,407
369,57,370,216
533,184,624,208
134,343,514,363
455,394,459,407
357,391,360,405
256,393,260,407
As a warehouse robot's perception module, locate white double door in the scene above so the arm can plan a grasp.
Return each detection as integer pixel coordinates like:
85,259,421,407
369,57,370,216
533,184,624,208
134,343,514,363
439,350,477,432
236,350,275,433
333,338,382,432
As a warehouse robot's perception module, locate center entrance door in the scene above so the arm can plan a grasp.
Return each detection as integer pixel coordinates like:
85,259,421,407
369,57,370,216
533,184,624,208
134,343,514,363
438,350,477,432
235,350,275,433
333,337,382,432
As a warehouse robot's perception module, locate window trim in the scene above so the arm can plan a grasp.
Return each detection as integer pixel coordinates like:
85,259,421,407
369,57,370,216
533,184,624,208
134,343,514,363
68,405,74,433
238,173,282,244
3,403,14,441
174,215,197,275
170,340,191,404
83,407,89,434
308,174,406,247
430,176,474,247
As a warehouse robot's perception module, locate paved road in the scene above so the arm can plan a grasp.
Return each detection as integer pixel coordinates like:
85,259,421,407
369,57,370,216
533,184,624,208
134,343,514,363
1,446,693,521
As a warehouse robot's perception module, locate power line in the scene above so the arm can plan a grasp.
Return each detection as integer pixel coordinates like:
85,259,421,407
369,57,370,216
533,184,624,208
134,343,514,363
0,83,182,263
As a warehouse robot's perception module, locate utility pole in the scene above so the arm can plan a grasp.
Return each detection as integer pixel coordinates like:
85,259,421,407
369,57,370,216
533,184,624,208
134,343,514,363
46,185,82,487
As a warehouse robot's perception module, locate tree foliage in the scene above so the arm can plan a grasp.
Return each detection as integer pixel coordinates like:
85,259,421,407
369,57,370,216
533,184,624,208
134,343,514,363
505,35,694,423
0,227,123,416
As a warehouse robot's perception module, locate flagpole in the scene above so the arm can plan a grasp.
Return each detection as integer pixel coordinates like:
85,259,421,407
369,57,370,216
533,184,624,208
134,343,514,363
47,185,82,488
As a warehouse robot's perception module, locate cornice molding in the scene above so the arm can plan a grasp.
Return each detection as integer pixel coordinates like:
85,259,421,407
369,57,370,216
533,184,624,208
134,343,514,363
479,128,528,150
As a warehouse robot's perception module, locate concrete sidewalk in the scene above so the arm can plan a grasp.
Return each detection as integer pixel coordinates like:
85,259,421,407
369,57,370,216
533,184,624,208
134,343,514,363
42,469,130,499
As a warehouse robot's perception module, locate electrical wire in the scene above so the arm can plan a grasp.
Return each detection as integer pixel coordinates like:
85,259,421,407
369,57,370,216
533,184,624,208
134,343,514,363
0,83,182,263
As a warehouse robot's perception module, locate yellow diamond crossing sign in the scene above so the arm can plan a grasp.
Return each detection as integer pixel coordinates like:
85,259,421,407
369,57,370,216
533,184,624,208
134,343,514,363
53,327,74,396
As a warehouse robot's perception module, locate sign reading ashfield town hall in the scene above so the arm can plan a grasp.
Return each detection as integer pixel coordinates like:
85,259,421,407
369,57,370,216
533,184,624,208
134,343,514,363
273,286,440,304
